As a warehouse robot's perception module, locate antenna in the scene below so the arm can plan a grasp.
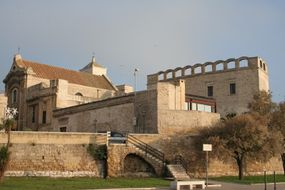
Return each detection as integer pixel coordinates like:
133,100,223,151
17,46,21,54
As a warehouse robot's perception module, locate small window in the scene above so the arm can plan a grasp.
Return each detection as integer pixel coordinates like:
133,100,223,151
230,83,236,95
60,127,67,132
208,86,213,97
32,106,36,123
42,111,47,124
263,63,266,71
97,89,101,98
75,92,83,96
12,89,18,103
191,103,197,111
184,102,189,110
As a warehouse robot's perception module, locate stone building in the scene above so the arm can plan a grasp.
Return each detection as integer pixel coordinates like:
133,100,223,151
3,54,120,131
53,80,219,134
0,55,275,178
3,55,269,132
147,56,269,117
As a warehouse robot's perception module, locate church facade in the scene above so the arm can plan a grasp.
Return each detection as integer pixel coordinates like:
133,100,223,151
3,54,120,131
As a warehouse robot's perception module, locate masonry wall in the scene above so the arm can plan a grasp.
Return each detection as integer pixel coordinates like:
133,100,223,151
184,68,260,117
0,132,106,177
147,56,269,117
155,81,220,134
0,93,7,123
128,134,283,177
53,95,135,133
0,132,282,177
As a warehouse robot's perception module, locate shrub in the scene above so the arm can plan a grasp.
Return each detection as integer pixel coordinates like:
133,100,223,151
87,144,107,160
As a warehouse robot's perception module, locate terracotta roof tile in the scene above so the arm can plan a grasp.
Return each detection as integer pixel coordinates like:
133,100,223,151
16,59,115,90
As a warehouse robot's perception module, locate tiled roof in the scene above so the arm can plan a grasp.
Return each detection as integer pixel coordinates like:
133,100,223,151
16,59,116,90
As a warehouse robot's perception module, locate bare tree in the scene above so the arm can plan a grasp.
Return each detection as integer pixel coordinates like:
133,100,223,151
270,102,285,175
200,113,282,180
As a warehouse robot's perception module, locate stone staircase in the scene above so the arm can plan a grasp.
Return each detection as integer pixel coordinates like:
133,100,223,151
133,146,164,164
167,164,190,180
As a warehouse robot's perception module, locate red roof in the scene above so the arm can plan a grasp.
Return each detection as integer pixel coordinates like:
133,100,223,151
16,59,115,90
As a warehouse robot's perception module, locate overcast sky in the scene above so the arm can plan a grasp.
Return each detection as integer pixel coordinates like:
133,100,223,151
0,0,284,102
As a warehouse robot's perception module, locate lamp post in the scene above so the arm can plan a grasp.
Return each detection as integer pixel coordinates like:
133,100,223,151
134,68,139,94
133,68,139,132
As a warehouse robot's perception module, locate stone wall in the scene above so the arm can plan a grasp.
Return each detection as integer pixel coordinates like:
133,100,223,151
107,144,164,177
128,134,283,177
0,132,282,177
157,110,220,135
53,95,135,133
0,93,7,123
0,131,106,177
183,68,260,117
147,56,269,117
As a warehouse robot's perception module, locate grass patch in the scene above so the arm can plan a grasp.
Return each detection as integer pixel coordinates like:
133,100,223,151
0,177,170,190
211,174,285,184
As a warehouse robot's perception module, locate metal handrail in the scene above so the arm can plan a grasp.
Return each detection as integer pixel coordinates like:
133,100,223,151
127,134,165,163
174,154,188,173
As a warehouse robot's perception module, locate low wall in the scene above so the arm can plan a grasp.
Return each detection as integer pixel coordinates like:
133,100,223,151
0,132,107,177
0,132,282,178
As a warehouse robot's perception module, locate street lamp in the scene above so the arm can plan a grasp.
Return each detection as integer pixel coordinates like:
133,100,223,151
134,68,139,93
133,68,139,132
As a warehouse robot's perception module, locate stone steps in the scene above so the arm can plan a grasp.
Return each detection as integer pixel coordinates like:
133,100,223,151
133,147,164,164
167,164,190,180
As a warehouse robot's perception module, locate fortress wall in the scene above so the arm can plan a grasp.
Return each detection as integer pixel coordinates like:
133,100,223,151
0,132,282,177
0,132,107,177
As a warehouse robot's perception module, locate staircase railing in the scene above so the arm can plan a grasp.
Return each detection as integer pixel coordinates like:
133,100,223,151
174,154,188,173
127,134,165,164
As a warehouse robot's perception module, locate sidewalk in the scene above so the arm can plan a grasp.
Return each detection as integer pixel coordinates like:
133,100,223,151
84,181,285,190
206,180,285,190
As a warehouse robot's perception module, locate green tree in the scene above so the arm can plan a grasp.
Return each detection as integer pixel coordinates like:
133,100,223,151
270,102,285,175
200,113,282,180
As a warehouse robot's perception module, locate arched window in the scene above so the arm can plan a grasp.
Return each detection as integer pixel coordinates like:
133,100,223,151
75,92,83,96
184,67,192,76
239,59,249,68
227,61,236,69
194,66,202,74
12,88,18,104
216,63,224,71
205,64,213,72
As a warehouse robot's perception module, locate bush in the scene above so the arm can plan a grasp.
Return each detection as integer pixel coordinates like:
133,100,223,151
87,144,107,160
0,146,10,180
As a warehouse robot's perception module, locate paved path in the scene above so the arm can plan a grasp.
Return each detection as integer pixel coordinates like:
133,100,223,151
206,180,285,190
84,181,285,190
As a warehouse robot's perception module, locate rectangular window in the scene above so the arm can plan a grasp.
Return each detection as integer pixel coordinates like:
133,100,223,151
191,103,197,111
42,111,47,124
60,127,67,132
207,86,213,97
184,102,189,110
230,83,236,95
32,106,36,123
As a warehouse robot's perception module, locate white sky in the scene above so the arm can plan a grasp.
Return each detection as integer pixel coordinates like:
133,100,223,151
0,0,284,102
